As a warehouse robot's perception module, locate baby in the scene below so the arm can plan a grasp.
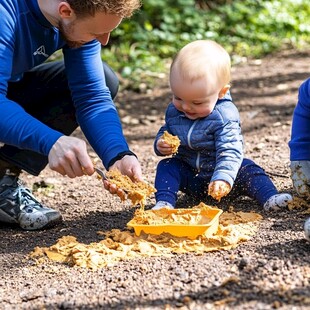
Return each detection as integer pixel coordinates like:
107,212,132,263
153,40,292,211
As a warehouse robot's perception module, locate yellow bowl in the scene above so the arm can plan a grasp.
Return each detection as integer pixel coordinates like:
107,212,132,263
127,207,223,239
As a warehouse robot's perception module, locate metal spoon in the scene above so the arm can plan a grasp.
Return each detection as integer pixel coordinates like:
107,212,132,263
94,167,108,181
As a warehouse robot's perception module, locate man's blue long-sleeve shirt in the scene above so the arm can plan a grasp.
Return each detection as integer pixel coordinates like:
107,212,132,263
0,0,129,168
289,78,310,161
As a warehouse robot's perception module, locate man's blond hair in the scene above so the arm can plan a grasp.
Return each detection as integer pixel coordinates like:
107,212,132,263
170,40,231,88
66,0,141,18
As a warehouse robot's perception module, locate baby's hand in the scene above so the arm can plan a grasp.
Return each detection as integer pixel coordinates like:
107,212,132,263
157,139,174,155
208,180,231,201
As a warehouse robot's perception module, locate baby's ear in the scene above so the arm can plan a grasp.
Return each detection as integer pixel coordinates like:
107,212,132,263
218,84,230,99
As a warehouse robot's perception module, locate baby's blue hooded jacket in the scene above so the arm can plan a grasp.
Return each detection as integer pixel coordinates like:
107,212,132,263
154,93,244,187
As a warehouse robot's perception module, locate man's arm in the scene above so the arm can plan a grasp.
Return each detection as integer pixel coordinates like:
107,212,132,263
63,41,133,169
0,40,63,156
289,78,310,161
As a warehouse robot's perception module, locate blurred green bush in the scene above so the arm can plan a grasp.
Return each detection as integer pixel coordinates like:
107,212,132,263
55,0,310,90
107,0,310,89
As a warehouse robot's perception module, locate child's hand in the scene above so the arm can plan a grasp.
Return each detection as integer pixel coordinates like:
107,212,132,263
208,180,231,201
157,139,174,155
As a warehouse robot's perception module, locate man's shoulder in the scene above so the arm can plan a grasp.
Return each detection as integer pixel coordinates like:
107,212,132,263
299,78,310,102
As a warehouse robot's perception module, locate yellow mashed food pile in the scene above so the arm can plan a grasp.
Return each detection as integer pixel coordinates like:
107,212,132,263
106,169,156,208
162,131,180,154
30,203,262,270
288,196,310,214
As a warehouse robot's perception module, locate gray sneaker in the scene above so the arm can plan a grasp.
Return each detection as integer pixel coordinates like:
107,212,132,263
0,174,62,230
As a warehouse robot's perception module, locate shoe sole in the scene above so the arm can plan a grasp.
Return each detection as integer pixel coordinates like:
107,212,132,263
0,209,63,231
20,214,63,231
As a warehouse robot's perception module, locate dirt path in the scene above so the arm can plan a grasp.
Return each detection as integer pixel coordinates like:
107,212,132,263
0,50,309,310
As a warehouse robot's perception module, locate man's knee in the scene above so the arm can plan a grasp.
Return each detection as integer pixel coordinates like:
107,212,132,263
291,161,310,198
102,62,119,99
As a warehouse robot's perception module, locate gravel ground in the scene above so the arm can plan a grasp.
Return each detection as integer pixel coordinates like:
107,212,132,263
0,49,309,310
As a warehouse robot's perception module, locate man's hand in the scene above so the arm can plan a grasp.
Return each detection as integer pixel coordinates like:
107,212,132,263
103,155,142,196
208,180,231,201
157,139,174,156
48,136,94,178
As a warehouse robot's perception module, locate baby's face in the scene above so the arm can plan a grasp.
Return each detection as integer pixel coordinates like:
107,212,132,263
170,74,222,120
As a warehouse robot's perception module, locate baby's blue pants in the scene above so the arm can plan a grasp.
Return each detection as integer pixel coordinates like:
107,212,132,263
155,157,278,207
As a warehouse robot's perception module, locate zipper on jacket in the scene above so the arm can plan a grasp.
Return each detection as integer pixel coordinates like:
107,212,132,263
195,152,201,172
187,120,201,171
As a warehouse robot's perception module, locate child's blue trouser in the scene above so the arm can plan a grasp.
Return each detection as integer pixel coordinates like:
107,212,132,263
0,60,119,176
155,157,278,207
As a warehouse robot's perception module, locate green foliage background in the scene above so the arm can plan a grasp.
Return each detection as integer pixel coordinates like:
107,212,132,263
104,0,310,89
